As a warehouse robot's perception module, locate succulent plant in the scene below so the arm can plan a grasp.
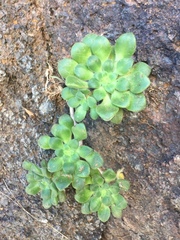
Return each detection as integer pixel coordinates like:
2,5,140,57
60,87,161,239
23,32,152,223
23,114,129,221
58,33,151,123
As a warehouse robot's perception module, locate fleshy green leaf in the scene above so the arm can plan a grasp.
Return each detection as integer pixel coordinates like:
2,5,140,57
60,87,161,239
127,93,146,112
102,169,116,183
67,91,86,108
129,72,150,94
74,64,93,80
90,196,102,212
72,176,86,190
38,135,50,149
91,35,112,61
104,81,116,94
58,191,66,202
88,78,100,89
111,205,122,218
53,174,72,191
81,202,91,214
75,188,93,203
115,32,136,60
63,161,76,174
67,97,82,108
23,161,42,175
92,173,104,186
93,87,107,101
96,95,119,121
55,148,64,157
85,152,104,169
102,194,112,206
74,105,88,122
111,109,124,124
51,124,71,143
132,62,151,76
111,90,131,108
82,33,98,48
41,188,51,201
66,75,88,89
49,137,63,150
118,179,130,191
61,87,77,100
102,59,114,72
68,139,79,150
98,204,111,222
87,55,101,72
58,58,78,78
71,42,92,64
78,145,94,159
58,114,74,129
115,57,134,75
42,198,52,209
116,76,130,92
112,194,128,209
87,96,97,108
90,108,99,120
25,182,40,195
75,160,90,178
72,123,87,141
47,157,63,172
26,172,35,183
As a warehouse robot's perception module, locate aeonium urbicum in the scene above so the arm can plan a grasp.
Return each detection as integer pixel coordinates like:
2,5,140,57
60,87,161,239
23,114,130,222
58,32,151,123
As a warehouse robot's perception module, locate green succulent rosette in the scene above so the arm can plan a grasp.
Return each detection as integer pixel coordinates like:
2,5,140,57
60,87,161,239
58,33,151,123
23,114,104,209
23,114,130,221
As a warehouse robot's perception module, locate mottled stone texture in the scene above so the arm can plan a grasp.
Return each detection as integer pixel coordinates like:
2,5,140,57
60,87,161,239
0,0,179,239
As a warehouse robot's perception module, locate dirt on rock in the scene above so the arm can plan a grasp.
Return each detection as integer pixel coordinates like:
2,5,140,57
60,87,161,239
0,0,179,240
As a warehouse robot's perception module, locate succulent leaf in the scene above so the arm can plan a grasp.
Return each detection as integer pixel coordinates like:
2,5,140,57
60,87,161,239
49,137,63,150
53,174,72,191
98,204,111,222
72,123,87,141
74,64,93,80
51,124,72,143
82,33,98,48
96,95,119,121
129,72,150,94
58,58,78,78
85,152,104,169
71,42,92,63
87,55,101,72
115,32,136,60
116,76,130,92
38,135,51,149
58,114,74,129
102,169,116,183
127,93,146,112
111,205,122,218
90,196,102,212
111,90,131,108
115,57,134,75
91,35,112,61
132,62,151,76
81,202,91,214
66,75,88,89
75,188,93,203
75,160,90,178
110,109,124,124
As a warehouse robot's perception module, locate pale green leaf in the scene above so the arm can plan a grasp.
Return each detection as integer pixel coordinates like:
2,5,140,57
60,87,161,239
71,42,92,63
58,58,78,78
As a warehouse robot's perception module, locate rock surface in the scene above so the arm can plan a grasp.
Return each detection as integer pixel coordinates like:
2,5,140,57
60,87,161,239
0,0,179,239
